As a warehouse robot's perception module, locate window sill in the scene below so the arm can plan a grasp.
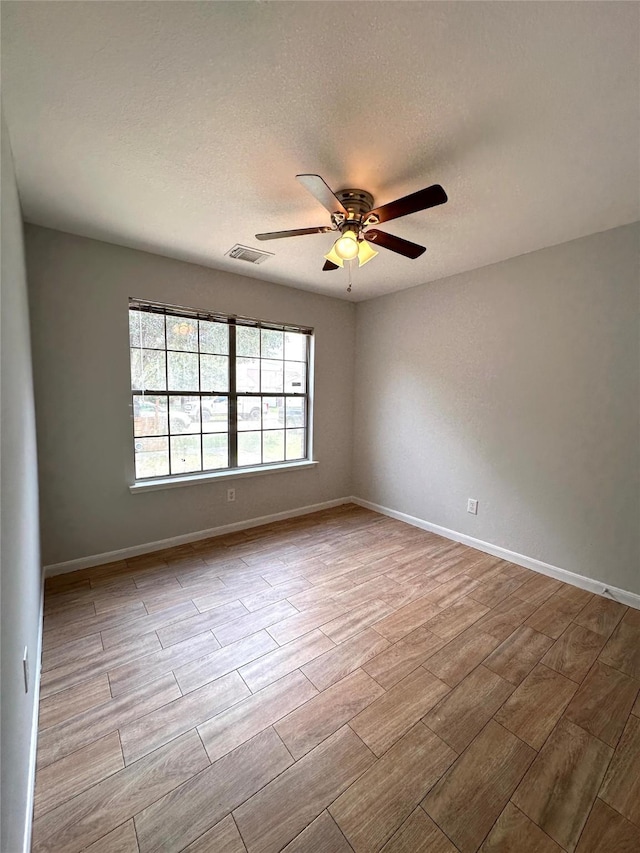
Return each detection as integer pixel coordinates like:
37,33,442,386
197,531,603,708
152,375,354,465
129,460,319,493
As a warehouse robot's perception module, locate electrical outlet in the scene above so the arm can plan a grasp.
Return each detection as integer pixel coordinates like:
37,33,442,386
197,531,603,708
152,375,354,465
467,498,478,515
23,647,29,693
227,488,236,503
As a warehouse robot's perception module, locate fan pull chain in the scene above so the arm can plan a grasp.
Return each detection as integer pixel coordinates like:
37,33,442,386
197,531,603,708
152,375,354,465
347,259,353,293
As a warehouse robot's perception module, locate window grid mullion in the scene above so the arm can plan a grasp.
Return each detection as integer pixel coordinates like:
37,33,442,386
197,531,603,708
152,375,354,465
304,335,311,459
259,328,263,465
197,320,203,473
164,314,171,473
229,322,238,468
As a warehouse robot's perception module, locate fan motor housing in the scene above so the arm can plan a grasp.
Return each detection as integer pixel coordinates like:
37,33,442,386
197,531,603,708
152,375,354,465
336,188,374,220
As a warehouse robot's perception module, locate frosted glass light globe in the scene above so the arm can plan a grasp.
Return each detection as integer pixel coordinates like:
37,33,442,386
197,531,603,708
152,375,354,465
334,230,359,261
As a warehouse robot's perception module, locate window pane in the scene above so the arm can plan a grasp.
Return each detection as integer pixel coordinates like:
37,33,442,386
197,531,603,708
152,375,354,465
133,395,168,436
131,349,166,391
284,362,305,394
263,429,285,464
262,396,282,429
173,396,201,434
199,320,228,355
261,329,283,359
238,396,262,430
238,431,261,466
129,311,165,349
166,317,198,352
286,398,306,428
168,397,196,435
135,437,169,478
261,360,283,393
286,428,305,460
285,331,306,362
203,434,228,470
200,354,229,392
236,357,260,392
237,326,260,357
170,435,202,474
202,396,228,433
167,352,199,391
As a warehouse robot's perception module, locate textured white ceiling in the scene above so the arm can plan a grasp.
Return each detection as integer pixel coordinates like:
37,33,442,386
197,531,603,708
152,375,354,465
2,1,639,301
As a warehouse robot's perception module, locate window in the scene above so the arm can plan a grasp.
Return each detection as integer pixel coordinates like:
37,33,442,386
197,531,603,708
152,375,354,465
129,299,312,481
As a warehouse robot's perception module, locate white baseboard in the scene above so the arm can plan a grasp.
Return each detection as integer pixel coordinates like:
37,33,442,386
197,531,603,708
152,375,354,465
352,497,640,610
42,494,640,611
23,572,44,853
43,497,352,577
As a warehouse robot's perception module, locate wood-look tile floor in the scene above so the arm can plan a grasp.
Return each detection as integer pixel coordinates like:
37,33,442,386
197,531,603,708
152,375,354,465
33,504,640,853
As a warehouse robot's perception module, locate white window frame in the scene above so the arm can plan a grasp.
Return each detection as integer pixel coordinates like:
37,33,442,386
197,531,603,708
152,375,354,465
128,299,314,491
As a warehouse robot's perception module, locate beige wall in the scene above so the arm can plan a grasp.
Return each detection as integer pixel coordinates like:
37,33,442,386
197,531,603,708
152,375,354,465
354,224,640,594
25,226,356,566
1,114,42,853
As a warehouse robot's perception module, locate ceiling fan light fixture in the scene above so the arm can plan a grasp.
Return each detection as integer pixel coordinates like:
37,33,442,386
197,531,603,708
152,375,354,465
323,244,344,268
333,228,359,261
256,175,446,273
357,239,378,267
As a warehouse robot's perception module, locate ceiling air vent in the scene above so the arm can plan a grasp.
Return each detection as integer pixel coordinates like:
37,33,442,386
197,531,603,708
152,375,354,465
226,244,274,265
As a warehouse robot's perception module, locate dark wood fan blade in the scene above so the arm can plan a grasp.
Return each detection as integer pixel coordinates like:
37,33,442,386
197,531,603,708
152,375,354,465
255,226,332,241
367,184,447,225
296,174,348,216
365,229,426,259
323,260,339,271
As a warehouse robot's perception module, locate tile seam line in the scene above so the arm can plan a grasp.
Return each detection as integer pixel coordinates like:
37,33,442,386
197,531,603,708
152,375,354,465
510,800,576,853
233,725,378,852
416,803,461,853
174,632,294,694
195,668,324,750
228,725,376,848
509,713,615,849
327,719,455,853
33,737,128,824
35,680,185,770
120,675,251,765
561,659,640,751
421,717,537,853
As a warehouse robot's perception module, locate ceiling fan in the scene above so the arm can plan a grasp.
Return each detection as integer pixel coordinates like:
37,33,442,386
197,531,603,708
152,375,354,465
255,174,448,271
